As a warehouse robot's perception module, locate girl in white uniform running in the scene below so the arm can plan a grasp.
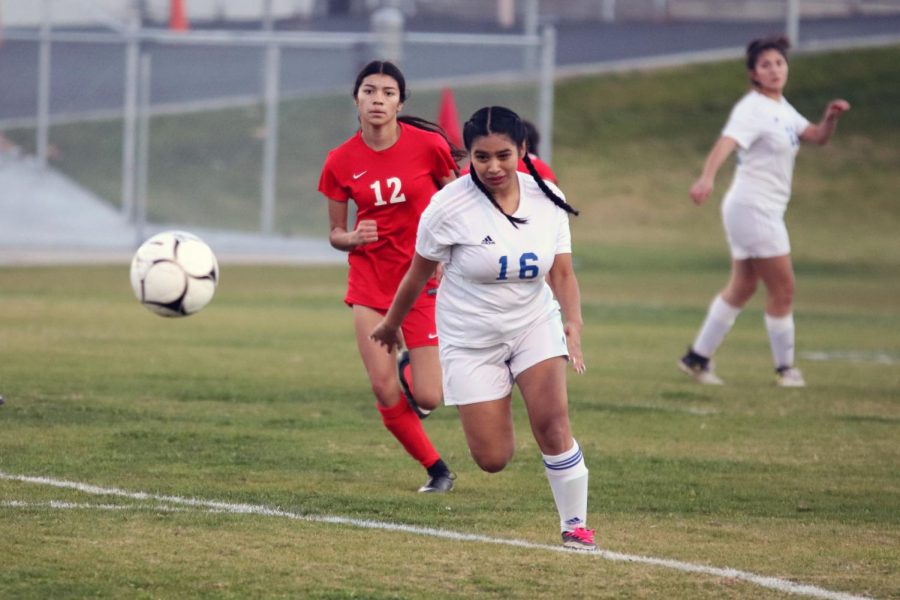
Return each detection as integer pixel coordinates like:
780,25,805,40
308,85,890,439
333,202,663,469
370,106,596,551
679,36,850,387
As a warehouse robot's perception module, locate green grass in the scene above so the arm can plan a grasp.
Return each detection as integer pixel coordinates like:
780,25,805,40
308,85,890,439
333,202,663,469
2,46,900,599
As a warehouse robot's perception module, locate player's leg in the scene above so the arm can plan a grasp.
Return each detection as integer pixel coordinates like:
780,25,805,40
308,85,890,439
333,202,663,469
399,302,442,414
513,318,595,550
456,397,515,473
517,358,594,550
753,254,804,386
405,346,441,411
443,342,516,472
680,259,757,384
352,305,453,491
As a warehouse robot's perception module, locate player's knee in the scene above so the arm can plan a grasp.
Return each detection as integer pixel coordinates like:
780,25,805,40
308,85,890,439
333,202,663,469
768,283,794,309
414,388,443,411
370,380,399,406
471,448,513,473
726,280,756,305
533,422,571,454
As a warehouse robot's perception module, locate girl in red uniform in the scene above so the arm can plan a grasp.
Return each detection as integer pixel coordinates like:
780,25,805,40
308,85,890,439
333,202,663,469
318,60,460,493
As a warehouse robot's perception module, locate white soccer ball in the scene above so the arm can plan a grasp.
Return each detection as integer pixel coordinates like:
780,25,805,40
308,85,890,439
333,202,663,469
130,230,219,317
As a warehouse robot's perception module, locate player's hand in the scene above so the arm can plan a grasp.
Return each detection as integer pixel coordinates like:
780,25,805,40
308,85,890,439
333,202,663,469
825,99,851,120
354,220,378,246
564,321,586,374
370,320,402,354
690,177,713,205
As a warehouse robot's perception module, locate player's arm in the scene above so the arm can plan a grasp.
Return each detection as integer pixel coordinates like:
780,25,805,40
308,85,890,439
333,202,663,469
370,252,439,353
800,99,850,145
433,171,456,278
438,172,457,187
689,136,738,205
547,252,586,374
327,198,377,251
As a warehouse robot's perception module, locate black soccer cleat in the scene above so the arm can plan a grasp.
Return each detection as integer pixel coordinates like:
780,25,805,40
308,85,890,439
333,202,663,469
418,471,456,493
398,350,431,419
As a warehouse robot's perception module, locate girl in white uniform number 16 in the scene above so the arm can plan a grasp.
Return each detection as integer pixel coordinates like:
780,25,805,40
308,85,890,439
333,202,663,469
371,106,597,551
680,36,850,387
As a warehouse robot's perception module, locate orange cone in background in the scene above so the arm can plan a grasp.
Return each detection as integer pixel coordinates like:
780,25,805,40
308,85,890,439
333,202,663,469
170,0,189,32
438,87,463,149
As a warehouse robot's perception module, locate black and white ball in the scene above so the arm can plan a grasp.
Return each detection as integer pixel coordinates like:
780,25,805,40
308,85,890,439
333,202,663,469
130,231,219,317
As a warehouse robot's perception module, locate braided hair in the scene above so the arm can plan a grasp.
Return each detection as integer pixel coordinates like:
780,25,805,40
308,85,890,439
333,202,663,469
353,60,466,162
462,106,578,228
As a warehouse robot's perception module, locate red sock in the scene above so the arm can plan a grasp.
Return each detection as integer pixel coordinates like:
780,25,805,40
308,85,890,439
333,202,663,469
377,397,440,468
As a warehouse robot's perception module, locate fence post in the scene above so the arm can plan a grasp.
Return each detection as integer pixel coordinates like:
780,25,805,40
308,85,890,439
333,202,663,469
371,6,404,62
537,24,556,166
36,0,52,169
523,0,539,70
602,0,616,22
122,5,140,221
786,0,800,45
260,42,281,235
135,52,151,247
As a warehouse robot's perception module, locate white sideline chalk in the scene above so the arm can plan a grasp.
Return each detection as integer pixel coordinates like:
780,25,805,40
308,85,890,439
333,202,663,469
0,471,875,600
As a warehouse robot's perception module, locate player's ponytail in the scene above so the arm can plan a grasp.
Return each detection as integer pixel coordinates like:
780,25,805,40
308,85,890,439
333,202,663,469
521,153,578,217
398,115,466,163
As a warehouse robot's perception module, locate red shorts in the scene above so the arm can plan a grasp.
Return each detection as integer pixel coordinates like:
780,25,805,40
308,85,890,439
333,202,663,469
380,300,438,349
401,300,438,349
353,288,439,349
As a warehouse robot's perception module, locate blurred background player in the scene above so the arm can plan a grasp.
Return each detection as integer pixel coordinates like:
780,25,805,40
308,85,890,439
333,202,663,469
318,60,463,492
680,36,850,387
371,106,596,550
522,119,558,183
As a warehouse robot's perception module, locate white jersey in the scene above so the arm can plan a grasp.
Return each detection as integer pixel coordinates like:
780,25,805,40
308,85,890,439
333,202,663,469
722,90,810,213
416,173,572,348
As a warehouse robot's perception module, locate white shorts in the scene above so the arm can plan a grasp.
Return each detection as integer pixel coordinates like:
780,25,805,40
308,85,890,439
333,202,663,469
440,314,569,406
722,201,790,260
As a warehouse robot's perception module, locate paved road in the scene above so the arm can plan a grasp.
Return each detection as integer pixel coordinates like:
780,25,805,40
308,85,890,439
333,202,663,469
1,14,898,124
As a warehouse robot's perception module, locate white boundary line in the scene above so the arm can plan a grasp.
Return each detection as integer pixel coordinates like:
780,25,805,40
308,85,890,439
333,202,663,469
0,471,875,600
800,351,898,365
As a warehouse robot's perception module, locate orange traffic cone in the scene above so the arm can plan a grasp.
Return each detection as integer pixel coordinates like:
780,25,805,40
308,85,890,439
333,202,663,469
437,87,463,149
170,0,189,32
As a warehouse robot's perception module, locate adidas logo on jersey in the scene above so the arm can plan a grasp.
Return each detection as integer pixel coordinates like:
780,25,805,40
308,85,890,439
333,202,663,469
481,235,495,245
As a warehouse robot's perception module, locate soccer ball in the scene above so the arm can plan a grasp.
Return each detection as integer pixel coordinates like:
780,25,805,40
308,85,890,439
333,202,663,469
130,230,219,317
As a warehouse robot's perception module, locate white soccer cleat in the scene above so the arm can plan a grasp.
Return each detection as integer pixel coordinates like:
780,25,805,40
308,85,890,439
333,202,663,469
776,367,806,388
678,356,724,385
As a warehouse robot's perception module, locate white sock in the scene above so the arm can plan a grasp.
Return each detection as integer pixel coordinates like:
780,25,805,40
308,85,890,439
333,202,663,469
543,439,589,532
693,295,742,358
765,313,795,369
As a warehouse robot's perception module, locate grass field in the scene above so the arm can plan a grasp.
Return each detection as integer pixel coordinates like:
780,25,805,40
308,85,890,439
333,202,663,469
2,46,899,599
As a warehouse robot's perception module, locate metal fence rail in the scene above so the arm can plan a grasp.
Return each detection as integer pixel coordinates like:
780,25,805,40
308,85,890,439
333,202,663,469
1,20,554,236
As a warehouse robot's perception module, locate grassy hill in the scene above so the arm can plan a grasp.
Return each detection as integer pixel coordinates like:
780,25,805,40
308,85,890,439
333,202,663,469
554,45,900,265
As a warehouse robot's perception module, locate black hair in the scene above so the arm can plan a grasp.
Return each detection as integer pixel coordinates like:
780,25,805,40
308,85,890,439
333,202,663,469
353,60,465,162
462,106,578,228
746,35,790,71
522,119,541,156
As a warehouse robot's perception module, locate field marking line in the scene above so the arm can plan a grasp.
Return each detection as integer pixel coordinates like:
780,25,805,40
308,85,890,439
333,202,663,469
1,500,190,512
800,351,898,365
0,471,874,600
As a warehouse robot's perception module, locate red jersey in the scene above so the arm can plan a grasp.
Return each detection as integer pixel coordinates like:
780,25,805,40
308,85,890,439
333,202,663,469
318,123,458,309
522,154,557,184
